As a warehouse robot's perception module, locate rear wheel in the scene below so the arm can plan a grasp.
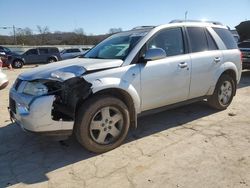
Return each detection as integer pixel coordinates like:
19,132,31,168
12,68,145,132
47,57,57,63
75,95,130,153
208,74,235,110
12,59,23,68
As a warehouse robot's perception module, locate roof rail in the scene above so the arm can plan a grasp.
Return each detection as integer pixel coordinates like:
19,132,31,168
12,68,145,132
169,20,223,25
131,26,155,30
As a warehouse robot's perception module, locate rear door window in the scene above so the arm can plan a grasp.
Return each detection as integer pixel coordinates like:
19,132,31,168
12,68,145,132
213,28,238,49
205,29,218,50
187,27,208,53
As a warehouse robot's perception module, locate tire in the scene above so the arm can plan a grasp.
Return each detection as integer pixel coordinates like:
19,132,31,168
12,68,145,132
47,57,57,63
75,95,130,153
12,59,24,68
208,74,235,110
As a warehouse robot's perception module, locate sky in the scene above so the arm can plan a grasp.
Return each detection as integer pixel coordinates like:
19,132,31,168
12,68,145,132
0,0,249,35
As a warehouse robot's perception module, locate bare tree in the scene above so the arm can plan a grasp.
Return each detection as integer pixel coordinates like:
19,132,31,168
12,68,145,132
16,27,34,45
37,25,50,45
109,28,122,34
73,28,86,44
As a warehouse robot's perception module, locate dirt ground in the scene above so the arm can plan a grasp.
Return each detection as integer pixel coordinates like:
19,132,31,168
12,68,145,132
0,66,250,188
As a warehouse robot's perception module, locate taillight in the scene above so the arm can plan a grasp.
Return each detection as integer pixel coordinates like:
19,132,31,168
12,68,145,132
240,50,243,63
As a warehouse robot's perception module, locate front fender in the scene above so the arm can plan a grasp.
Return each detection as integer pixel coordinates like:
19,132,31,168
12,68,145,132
90,77,141,113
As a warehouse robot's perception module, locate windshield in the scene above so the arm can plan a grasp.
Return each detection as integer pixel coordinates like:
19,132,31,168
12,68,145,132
84,30,149,60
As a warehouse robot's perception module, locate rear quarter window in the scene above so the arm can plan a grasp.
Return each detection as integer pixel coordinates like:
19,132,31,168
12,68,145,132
213,28,238,49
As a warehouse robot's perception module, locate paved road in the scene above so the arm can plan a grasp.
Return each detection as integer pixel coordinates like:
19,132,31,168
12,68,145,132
0,67,250,188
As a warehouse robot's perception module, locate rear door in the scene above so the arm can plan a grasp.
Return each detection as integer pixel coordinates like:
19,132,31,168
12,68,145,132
186,27,223,99
38,48,49,63
140,27,192,111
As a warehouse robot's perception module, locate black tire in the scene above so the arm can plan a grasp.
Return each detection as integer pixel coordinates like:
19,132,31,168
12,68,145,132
75,95,130,153
208,74,235,110
12,59,24,68
47,57,57,63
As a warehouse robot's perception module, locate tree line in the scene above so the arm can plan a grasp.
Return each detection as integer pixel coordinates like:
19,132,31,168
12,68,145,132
0,26,123,45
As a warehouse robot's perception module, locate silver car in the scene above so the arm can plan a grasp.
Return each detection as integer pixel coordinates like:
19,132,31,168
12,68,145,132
9,21,242,153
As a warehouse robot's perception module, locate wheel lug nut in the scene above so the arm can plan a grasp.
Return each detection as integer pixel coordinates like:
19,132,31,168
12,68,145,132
109,121,113,124
108,126,112,129
104,128,107,131
102,123,105,127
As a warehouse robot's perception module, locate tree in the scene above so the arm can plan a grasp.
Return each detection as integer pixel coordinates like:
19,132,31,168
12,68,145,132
108,28,122,34
37,25,50,45
73,28,86,44
16,27,34,45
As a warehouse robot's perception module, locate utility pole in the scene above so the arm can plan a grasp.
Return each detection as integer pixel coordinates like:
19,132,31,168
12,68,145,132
185,11,188,21
13,25,16,45
0,25,20,45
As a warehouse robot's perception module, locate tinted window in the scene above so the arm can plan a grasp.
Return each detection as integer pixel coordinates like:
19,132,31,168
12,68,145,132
148,27,184,56
187,27,208,53
49,48,59,53
238,42,250,48
213,28,238,49
205,30,218,50
66,49,81,53
39,48,49,54
26,49,38,55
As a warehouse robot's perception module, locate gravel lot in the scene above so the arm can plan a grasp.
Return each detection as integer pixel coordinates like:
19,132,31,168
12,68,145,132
0,66,250,188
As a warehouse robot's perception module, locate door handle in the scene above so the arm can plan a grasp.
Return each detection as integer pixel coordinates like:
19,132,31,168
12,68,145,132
214,57,221,63
178,62,188,68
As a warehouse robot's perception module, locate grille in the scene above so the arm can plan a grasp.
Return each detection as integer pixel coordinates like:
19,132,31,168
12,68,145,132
14,78,22,91
9,97,16,114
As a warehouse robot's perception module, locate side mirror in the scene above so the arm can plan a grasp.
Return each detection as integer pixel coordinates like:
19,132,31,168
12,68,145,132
144,48,166,61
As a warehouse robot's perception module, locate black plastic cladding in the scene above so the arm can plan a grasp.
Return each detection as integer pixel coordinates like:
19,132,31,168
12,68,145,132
52,77,92,121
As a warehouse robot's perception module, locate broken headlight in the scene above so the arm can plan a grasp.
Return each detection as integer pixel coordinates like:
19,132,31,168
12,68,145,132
23,82,48,96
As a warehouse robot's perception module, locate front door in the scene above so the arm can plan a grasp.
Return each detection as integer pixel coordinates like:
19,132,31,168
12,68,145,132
140,27,191,111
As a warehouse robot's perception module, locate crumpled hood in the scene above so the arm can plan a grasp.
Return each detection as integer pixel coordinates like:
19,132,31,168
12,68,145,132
19,58,123,81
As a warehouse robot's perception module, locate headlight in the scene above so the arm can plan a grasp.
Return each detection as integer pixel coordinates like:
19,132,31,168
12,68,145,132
23,82,48,96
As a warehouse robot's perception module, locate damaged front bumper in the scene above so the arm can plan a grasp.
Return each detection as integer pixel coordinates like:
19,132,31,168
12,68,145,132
9,88,74,136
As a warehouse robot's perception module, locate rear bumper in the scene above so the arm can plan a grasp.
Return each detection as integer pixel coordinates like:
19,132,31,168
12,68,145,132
9,88,74,136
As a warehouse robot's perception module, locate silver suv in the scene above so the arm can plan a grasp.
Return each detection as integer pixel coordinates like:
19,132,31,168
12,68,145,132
9,21,242,153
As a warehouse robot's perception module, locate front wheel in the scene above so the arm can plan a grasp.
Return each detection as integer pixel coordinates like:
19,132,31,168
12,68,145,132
75,95,130,153
12,59,24,68
208,74,235,110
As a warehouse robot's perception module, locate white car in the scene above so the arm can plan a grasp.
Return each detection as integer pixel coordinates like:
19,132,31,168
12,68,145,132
9,20,242,153
60,48,85,60
0,70,8,90
0,52,9,90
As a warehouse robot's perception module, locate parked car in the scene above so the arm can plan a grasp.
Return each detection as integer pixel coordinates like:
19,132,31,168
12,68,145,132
238,40,250,69
0,46,20,68
0,52,9,90
9,20,242,153
60,48,84,60
10,47,61,68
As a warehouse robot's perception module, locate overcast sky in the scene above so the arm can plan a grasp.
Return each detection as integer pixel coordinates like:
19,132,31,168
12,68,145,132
0,0,249,35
